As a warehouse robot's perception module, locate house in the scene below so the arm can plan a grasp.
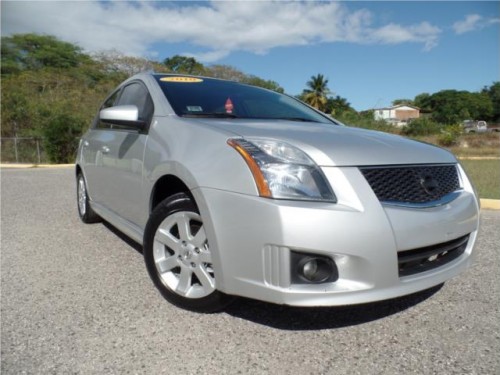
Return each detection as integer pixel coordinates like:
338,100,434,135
373,104,420,126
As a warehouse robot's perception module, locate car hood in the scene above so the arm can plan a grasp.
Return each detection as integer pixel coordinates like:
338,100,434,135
192,119,456,167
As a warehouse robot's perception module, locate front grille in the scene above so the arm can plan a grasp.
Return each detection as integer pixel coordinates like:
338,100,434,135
398,235,469,277
360,164,460,204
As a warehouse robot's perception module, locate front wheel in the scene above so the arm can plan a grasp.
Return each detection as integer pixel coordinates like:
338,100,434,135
143,193,233,313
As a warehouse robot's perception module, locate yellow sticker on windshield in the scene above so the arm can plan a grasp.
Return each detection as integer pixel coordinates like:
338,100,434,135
160,77,203,83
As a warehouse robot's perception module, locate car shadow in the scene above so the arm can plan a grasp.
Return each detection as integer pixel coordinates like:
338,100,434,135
100,221,443,330
223,284,443,331
102,221,143,254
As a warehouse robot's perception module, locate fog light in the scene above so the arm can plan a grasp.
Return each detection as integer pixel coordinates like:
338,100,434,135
293,254,338,284
303,259,319,280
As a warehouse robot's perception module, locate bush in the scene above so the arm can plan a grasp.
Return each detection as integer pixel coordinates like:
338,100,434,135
401,118,441,136
337,111,397,134
437,124,462,147
42,113,84,163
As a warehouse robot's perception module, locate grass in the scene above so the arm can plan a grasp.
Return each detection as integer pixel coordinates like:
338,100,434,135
409,132,500,158
459,159,500,199
400,132,500,199
449,132,500,158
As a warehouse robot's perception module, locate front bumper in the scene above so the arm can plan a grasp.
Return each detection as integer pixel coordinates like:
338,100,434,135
194,166,480,306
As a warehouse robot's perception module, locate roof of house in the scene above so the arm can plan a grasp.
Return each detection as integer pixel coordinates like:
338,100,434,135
374,104,420,111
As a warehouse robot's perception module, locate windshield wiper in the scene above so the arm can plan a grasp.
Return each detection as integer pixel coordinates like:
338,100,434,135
182,114,317,122
256,116,317,122
182,112,239,119
277,117,316,122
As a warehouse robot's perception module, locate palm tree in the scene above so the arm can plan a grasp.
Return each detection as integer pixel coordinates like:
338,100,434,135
303,74,330,111
328,95,352,116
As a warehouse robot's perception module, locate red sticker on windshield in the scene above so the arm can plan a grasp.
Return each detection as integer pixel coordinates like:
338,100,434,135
225,98,234,114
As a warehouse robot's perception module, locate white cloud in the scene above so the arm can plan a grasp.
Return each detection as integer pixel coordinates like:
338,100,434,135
453,14,483,34
369,22,441,51
1,1,443,62
453,14,500,35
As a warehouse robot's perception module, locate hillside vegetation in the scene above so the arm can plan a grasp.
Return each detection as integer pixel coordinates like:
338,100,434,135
1,33,499,163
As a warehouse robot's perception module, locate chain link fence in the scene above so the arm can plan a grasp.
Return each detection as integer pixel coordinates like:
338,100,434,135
1,138,48,164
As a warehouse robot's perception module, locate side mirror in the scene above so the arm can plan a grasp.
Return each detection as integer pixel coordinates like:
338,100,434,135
100,105,145,129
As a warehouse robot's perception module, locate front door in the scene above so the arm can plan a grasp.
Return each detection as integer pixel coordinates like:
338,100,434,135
84,81,154,227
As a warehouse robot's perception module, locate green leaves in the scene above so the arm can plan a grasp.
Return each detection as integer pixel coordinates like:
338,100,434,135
482,82,500,121
1,34,290,164
426,90,493,125
163,55,205,75
42,113,85,163
1,34,88,74
301,74,331,111
401,118,441,136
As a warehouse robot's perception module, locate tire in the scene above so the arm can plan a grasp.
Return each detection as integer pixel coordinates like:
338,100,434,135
77,173,101,223
143,192,233,313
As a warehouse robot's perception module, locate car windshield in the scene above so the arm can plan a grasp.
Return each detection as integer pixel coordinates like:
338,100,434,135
154,75,336,124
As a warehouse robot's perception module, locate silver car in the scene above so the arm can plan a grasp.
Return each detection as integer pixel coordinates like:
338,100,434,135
76,73,480,312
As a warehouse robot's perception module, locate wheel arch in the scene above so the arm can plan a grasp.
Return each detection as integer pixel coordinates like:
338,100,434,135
147,173,228,293
145,174,232,309
149,174,194,214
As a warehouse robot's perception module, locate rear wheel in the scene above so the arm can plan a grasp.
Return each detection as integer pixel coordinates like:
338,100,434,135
143,192,233,313
77,173,101,223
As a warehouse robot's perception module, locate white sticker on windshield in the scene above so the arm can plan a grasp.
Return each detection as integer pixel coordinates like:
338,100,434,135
187,106,203,112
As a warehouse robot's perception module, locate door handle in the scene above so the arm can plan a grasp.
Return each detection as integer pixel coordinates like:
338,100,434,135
101,146,110,154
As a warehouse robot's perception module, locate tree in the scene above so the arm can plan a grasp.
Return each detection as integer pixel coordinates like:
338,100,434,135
163,55,205,75
242,75,284,93
92,50,169,77
205,64,247,81
203,64,284,92
302,74,330,111
0,33,291,163
43,113,85,163
411,90,494,124
326,95,353,117
426,90,493,124
392,99,414,106
413,93,432,112
1,33,89,74
0,89,30,137
482,82,500,121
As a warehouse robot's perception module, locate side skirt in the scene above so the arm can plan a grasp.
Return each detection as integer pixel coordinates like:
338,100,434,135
91,202,145,245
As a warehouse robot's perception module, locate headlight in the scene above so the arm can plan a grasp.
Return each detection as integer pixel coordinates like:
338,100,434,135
228,138,336,202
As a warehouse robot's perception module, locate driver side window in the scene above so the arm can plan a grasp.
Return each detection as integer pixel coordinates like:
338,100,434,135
115,82,154,126
95,90,120,129
96,82,154,131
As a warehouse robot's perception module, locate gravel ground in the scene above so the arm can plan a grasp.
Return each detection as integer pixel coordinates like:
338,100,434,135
1,167,499,375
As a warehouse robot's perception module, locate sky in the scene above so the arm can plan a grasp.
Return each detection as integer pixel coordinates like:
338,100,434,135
2,1,499,110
